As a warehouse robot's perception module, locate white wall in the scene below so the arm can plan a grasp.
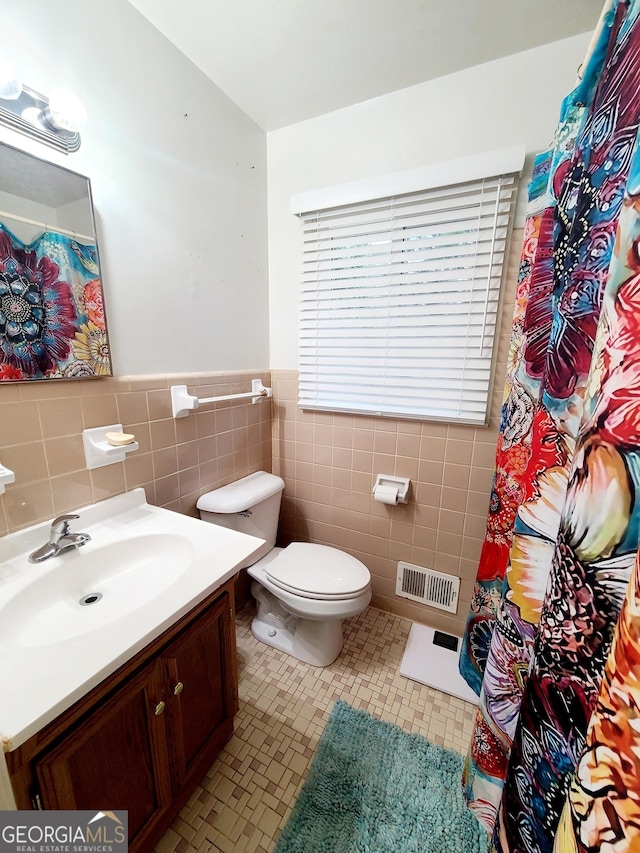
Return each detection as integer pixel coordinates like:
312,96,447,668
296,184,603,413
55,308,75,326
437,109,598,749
1,0,269,376
267,33,592,368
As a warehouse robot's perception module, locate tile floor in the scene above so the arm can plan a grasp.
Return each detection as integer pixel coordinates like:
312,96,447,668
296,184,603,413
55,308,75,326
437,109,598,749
155,604,478,853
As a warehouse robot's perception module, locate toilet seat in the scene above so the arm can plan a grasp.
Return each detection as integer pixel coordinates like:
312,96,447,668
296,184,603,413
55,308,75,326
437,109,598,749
265,542,370,601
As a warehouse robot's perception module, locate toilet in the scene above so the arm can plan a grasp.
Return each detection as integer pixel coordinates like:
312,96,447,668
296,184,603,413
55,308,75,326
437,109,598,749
197,471,372,666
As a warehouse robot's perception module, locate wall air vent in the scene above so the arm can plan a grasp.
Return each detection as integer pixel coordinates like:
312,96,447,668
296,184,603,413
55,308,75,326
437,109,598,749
396,562,460,614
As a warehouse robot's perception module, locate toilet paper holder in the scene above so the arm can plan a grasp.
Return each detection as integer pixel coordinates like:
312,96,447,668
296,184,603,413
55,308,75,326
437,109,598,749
372,474,411,504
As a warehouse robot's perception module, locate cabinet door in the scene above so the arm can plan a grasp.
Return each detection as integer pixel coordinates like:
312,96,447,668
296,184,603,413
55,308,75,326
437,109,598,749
35,659,171,848
162,591,235,790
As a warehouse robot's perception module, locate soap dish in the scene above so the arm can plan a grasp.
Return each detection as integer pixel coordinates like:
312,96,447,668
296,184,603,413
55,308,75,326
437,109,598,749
83,424,140,469
0,463,15,494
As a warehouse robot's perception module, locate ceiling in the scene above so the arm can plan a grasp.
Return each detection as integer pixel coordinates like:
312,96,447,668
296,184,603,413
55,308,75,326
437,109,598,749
0,144,88,207
127,0,606,131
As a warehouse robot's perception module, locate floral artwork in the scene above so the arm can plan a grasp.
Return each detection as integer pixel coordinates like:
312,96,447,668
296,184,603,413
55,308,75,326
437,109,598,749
0,223,111,381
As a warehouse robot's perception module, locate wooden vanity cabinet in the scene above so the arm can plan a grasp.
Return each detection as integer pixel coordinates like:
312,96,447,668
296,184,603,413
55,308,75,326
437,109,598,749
6,579,239,853
36,659,171,844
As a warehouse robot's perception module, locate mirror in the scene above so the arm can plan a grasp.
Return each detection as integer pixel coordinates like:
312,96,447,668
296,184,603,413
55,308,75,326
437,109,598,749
0,143,112,382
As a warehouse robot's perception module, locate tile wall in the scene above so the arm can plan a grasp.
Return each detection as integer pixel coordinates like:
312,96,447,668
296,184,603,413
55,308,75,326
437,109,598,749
271,227,522,638
0,228,519,637
0,371,272,536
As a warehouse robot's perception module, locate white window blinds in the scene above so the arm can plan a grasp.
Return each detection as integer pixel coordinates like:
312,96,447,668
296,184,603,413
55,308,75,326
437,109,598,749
297,172,518,425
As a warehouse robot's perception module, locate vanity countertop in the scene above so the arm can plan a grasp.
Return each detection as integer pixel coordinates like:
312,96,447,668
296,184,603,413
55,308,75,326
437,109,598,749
0,488,264,752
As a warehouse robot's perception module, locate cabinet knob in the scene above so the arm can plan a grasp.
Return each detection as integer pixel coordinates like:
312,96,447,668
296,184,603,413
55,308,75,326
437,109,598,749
173,681,184,696
154,701,166,716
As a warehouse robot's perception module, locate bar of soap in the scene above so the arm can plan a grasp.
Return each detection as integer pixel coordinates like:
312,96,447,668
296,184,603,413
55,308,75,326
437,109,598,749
105,431,136,447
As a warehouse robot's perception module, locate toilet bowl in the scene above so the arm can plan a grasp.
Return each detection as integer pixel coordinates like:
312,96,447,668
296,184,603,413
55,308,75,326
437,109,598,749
197,472,372,666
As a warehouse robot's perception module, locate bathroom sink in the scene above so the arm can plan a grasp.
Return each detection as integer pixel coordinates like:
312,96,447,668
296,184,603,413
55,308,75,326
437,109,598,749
0,533,194,648
0,487,266,750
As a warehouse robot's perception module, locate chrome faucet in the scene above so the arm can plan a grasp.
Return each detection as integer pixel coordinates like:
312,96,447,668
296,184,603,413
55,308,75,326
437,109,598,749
28,514,92,564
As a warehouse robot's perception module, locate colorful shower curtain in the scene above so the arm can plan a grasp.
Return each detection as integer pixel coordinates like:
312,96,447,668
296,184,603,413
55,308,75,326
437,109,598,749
0,224,111,381
552,143,640,853
555,543,640,851
459,1,640,850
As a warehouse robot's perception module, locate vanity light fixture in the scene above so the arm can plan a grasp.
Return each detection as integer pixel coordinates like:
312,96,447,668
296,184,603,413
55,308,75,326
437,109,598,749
0,63,86,154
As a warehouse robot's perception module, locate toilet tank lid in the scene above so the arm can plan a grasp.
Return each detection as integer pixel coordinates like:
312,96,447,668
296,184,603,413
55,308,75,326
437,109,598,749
197,471,285,514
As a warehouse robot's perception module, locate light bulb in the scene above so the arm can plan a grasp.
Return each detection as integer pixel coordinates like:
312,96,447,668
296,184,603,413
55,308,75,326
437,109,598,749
45,89,87,132
21,107,41,126
0,60,22,100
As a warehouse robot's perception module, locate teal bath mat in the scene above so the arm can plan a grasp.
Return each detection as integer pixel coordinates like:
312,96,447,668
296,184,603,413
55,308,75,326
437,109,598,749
274,701,487,853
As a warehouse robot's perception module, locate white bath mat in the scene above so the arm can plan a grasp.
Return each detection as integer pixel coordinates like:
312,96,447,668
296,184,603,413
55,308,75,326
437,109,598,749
400,623,479,705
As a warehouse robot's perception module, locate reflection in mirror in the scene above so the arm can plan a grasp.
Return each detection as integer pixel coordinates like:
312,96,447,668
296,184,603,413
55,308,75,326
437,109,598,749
0,143,111,382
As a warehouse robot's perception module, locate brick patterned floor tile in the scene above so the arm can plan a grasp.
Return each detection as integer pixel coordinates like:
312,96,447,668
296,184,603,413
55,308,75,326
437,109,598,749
155,605,476,853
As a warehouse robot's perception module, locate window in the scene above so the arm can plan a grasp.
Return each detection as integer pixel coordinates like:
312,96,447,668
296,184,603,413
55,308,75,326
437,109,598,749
293,149,522,425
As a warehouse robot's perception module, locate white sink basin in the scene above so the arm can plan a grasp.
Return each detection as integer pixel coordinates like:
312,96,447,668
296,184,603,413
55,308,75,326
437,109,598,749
0,487,265,752
0,533,194,647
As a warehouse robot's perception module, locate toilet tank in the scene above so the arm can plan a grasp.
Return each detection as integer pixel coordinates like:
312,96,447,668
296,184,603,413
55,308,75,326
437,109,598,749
196,471,285,568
